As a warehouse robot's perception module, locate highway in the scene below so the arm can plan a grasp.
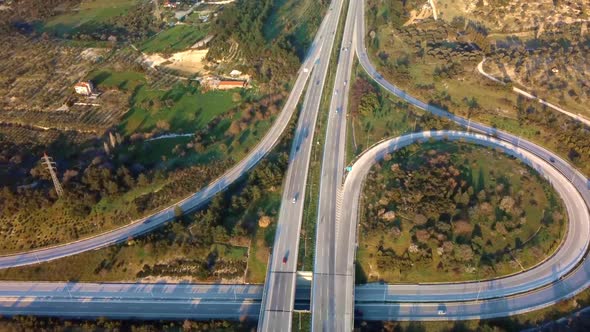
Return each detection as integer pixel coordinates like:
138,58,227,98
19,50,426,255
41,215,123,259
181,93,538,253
0,0,334,269
257,0,347,329
312,0,590,327
0,273,317,320
310,0,357,329
342,131,590,314
1,0,590,327
7,273,590,323
328,0,590,323
0,281,308,321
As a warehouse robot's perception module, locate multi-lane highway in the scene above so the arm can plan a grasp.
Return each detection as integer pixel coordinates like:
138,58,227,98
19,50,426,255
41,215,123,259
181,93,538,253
1,0,590,327
0,282,262,320
258,0,347,329
311,0,357,330
328,0,590,323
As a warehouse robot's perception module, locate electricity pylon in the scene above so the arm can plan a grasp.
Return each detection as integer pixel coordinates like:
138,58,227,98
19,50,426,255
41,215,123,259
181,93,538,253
42,153,64,197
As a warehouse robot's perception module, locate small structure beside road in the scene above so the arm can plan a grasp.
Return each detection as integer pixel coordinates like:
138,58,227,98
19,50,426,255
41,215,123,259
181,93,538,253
202,76,250,90
74,81,95,96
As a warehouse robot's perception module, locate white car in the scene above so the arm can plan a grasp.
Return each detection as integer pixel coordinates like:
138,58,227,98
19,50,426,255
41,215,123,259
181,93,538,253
292,197,297,203
437,309,446,316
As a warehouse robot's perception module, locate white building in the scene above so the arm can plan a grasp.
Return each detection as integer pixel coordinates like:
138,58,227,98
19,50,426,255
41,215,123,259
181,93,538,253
74,81,94,96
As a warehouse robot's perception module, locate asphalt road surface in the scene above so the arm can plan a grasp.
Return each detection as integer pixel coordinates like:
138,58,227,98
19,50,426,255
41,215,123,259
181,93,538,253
0,282,262,320
257,0,347,330
311,0,358,330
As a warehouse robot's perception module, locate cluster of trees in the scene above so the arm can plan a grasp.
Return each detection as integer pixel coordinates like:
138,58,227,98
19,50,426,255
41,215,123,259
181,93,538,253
0,315,254,331
3,0,160,41
207,0,305,86
350,78,380,118
136,256,247,280
470,0,587,34
516,95,590,174
226,92,286,138
371,19,484,88
0,0,80,30
361,142,564,277
490,29,589,108
66,1,160,42
187,136,290,242
132,160,232,214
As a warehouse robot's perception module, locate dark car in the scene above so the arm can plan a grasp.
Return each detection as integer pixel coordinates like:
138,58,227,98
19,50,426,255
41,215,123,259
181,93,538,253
282,256,288,264
549,157,556,163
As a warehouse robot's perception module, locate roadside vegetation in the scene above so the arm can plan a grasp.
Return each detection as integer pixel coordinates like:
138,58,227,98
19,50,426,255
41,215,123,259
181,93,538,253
357,141,567,283
0,316,255,331
0,0,326,254
0,113,296,283
346,63,458,163
365,0,590,176
206,0,328,89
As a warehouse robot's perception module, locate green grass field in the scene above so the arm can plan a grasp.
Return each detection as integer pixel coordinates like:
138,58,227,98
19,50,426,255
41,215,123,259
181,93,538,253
41,0,138,36
88,69,146,92
120,84,237,134
140,25,207,54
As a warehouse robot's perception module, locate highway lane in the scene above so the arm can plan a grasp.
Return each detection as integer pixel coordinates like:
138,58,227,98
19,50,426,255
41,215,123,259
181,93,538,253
258,0,347,330
311,0,357,330
0,282,264,320
0,281,311,320
0,0,335,270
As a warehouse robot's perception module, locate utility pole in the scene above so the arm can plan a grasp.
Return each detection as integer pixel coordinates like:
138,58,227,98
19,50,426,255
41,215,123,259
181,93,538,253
42,153,64,197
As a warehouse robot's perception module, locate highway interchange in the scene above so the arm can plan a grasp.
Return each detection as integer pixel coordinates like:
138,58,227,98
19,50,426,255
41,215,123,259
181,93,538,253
1,0,590,330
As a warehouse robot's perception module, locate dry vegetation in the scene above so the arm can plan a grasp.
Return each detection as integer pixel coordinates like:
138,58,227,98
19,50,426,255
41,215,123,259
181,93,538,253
366,0,590,176
437,0,590,35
